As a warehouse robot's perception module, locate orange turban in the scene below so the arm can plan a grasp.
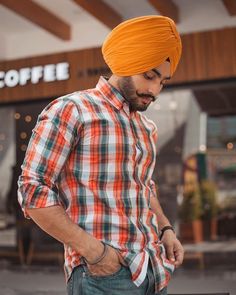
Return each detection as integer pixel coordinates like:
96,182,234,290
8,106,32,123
102,15,182,77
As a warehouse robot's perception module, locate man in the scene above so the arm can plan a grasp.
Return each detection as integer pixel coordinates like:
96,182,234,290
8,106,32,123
18,15,184,295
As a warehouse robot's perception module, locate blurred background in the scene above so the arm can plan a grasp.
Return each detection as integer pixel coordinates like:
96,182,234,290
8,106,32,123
0,0,236,294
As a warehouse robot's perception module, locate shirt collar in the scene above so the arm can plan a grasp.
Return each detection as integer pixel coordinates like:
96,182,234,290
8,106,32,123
96,76,126,111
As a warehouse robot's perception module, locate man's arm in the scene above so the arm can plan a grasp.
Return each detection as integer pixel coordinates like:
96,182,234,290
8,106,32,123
26,205,123,276
150,192,171,229
18,99,122,275
150,183,184,267
27,205,102,259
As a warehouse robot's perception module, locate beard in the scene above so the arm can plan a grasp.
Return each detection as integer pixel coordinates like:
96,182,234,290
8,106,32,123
117,77,154,112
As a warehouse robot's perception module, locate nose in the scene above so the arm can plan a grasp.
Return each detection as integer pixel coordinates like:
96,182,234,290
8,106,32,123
148,82,163,98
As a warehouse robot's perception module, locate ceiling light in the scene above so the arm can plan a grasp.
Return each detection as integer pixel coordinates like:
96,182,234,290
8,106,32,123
14,113,21,120
25,115,32,123
199,145,206,152
227,142,234,150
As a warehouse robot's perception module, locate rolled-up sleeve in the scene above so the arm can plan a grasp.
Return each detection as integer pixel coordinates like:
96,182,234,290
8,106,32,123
18,97,81,217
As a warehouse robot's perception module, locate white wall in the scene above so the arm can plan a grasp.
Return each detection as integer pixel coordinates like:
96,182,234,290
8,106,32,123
183,94,207,159
144,89,191,150
0,107,16,211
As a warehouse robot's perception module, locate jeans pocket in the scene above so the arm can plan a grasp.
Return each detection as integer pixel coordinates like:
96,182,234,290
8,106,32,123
67,265,85,295
84,264,125,280
67,274,73,295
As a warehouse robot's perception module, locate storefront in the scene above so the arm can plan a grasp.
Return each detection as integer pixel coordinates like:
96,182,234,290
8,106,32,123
0,26,236,262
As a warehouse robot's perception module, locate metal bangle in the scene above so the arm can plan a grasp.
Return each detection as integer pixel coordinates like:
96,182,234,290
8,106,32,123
84,241,108,265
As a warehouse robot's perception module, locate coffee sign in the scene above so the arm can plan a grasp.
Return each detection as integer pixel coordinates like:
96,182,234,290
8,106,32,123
0,62,70,88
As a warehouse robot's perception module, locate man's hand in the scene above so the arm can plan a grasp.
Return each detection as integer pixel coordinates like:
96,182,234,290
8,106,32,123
86,245,125,276
149,194,184,267
161,230,184,268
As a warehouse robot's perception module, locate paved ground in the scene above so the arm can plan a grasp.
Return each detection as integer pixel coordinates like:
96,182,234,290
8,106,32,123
0,264,235,295
169,269,236,295
0,269,236,295
0,239,235,295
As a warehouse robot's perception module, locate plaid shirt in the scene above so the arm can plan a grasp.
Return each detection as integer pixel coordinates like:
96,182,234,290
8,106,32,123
18,76,174,291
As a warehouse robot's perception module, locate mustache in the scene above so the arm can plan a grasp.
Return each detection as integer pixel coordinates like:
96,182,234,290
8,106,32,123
136,92,156,102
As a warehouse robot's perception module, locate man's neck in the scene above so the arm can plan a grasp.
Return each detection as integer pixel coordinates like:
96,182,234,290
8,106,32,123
108,75,120,91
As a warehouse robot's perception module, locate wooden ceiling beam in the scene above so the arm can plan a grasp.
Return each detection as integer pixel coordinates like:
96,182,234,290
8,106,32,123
222,0,236,16
73,0,122,29
148,0,179,23
0,0,71,40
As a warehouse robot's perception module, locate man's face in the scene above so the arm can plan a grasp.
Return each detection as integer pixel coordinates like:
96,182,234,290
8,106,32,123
117,61,171,112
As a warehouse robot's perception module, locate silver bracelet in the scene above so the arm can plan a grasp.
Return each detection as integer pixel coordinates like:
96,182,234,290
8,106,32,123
84,241,108,265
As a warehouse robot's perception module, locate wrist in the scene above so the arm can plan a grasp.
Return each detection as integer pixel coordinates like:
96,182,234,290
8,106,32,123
84,241,108,265
69,228,104,261
160,225,175,240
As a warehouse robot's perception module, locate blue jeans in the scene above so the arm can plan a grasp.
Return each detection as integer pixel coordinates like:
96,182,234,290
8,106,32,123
67,263,167,295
